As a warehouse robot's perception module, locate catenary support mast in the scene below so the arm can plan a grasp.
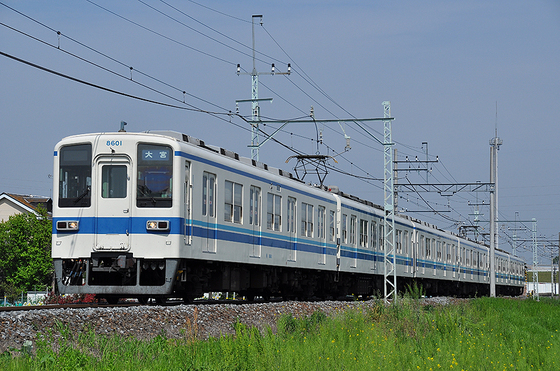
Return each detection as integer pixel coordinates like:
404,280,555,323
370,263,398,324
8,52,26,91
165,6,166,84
489,130,502,297
382,101,396,302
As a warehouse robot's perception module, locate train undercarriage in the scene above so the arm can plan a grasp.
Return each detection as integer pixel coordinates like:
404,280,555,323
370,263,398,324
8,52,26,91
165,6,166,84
54,256,523,304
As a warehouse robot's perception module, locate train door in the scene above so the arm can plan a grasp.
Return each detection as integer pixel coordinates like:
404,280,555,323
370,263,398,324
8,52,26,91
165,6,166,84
202,172,217,253
94,155,132,251
250,186,262,257
184,161,192,245
287,197,296,261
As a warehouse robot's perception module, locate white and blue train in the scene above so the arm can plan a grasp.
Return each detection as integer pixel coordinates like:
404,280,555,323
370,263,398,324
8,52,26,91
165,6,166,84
52,130,525,303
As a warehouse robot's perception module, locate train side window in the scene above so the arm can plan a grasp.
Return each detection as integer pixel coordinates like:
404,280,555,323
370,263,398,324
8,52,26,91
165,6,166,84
301,202,314,237
267,193,281,231
403,230,409,255
202,172,216,217
250,186,261,226
360,219,369,248
379,224,384,250
371,221,377,250
349,215,357,246
329,210,336,242
317,206,326,240
58,143,92,207
224,180,242,224
395,229,402,253
341,214,348,243
287,197,296,233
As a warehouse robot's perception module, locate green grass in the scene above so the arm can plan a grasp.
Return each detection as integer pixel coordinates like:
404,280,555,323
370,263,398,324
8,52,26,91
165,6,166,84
2,297,560,370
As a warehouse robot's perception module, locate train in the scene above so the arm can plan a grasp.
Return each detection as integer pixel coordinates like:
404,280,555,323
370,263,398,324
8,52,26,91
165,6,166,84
52,130,525,303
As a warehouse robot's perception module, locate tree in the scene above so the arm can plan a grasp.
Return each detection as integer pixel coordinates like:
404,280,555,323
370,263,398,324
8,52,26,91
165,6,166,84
0,206,53,293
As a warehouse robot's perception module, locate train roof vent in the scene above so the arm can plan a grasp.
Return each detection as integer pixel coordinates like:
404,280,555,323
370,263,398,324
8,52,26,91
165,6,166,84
239,157,254,166
220,148,239,160
327,185,339,193
283,171,294,179
255,161,268,170
186,135,201,146
198,142,218,153
144,130,184,141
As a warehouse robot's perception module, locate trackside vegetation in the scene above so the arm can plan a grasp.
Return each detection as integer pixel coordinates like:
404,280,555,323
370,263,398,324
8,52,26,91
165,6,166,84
1,296,559,370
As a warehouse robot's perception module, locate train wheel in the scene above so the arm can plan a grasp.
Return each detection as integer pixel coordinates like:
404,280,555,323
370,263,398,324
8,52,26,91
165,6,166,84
155,296,167,305
137,297,149,305
106,297,119,305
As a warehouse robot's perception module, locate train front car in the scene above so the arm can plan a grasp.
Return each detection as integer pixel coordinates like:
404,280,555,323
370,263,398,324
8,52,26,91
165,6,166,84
52,132,181,303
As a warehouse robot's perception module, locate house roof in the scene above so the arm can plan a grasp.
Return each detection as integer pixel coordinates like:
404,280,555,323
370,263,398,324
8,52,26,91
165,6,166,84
0,193,52,216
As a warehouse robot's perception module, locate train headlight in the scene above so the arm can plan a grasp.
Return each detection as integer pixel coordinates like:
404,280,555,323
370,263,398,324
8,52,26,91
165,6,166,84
146,220,169,231
56,220,79,231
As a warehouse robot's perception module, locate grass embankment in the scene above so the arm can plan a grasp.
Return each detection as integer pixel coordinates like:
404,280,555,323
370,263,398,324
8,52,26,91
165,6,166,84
1,297,559,370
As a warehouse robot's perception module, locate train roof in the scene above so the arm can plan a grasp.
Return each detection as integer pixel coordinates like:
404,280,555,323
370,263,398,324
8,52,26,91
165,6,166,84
58,130,521,261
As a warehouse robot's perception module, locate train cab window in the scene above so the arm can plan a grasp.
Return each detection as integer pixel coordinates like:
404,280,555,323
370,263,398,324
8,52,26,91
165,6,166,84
267,193,282,231
137,144,173,207
58,143,92,207
224,180,242,224
102,165,127,198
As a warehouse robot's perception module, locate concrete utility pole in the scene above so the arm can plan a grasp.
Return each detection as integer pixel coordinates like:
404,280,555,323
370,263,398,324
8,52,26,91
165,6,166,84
489,129,502,297
236,15,290,161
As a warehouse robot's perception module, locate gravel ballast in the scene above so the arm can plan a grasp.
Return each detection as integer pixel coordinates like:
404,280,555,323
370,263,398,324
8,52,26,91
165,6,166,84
0,297,457,353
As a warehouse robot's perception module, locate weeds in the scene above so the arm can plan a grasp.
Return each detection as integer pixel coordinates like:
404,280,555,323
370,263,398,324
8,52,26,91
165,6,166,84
1,298,559,370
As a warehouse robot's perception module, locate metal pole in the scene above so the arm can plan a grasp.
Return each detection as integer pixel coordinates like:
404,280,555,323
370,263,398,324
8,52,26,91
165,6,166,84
382,101,396,302
251,15,260,161
489,143,496,296
489,132,502,297
532,218,538,300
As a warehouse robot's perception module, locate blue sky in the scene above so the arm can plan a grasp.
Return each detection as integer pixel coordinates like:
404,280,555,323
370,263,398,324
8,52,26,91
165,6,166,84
1,0,559,266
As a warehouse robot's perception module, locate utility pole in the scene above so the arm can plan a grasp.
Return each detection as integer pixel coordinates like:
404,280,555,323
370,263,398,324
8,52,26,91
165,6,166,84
489,128,502,297
532,218,538,300
236,15,290,161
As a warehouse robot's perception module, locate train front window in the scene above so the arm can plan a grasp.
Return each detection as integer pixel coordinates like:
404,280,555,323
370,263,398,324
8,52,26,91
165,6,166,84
59,143,92,207
102,165,127,198
137,144,173,208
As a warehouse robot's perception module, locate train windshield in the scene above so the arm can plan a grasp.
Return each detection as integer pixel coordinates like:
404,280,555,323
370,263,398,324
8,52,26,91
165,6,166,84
137,143,173,208
58,143,92,207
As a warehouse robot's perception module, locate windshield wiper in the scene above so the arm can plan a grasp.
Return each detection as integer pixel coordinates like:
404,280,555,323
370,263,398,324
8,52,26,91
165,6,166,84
74,186,90,204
